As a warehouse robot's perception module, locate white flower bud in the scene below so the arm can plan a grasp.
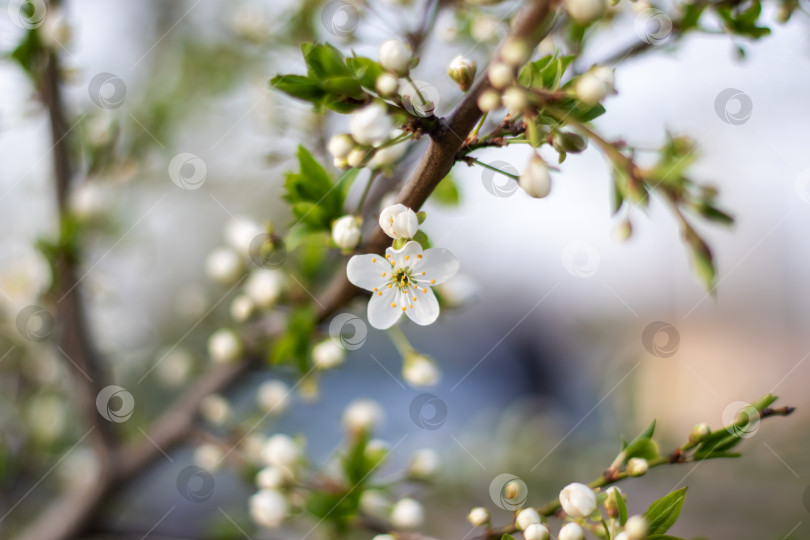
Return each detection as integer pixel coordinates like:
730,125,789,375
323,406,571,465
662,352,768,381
515,508,541,530
155,347,193,387
200,394,230,425
575,66,615,105
245,269,283,308
390,498,424,529
564,0,607,24
205,247,243,285
370,142,407,169
471,14,498,42
208,329,242,364
347,147,368,168
256,380,290,414
488,62,514,89
230,294,254,322
249,489,288,529
612,219,633,243
372,535,396,540
467,507,490,526
334,157,349,170
523,523,550,540
327,134,355,159
448,55,477,92
380,39,411,76
689,422,710,443
332,215,362,250
40,9,71,49
624,516,648,540
502,86,528,115
501,38,530,67
193,443,223,471
376,73,400,96
408,448,440,478
366,439,390,463
69,181,107,221
615,533,629,540
379,203,419,239
559,483,597,518
519,155,552,198
477,89,502,112
313,339,346,369
604,486,625,517
626,457,648,476
261,434,301,469
242,433,266,464
350,104,395,146
402,352,440,387
559,522,585,540
361,489,391,517
225,216,263,257
256,466,287,489
342,398,383,433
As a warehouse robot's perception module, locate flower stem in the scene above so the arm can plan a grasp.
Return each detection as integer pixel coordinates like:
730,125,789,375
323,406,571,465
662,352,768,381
470,158,520,181
356,171,380,214
406,75,428,105
386,324,413,357
469,112,488,140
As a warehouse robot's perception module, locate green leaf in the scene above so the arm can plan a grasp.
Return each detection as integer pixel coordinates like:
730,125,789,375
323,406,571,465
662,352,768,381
623,438,660,461
346,56,385,90
284,146,354,231
301,42,353,79
431,174,460,206
643,488,687,536
501,535,517,540
647,536,686,540
413,230,431,250
615,488,628,525
270,74,326,102
270,306,316,371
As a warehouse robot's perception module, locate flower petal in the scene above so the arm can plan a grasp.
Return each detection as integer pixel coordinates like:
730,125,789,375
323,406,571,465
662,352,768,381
413,247,459,285
385,240,423,268
367,286,402,329
347,254,391,291
403,286,439,326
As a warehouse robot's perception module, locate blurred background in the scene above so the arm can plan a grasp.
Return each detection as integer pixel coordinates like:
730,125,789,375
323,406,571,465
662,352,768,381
1,0,809,539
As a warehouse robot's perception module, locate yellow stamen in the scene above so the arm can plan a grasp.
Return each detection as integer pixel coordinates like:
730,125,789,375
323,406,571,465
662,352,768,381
417,254,422,259
405,255,409,260
430,279,436,284
372,258,377,263
391,302,396,308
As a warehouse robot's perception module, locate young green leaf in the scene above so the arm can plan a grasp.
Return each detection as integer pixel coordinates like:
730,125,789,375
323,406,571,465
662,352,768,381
642,487,687,535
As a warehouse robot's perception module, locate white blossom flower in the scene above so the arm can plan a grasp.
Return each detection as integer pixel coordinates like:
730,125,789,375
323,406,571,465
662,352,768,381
208,329,242,364
256,466,287,489
523,523,550,540
376,73,399,96
379,204,419,240
516,508,541,530
626,457,648,476
575,65,615,105
519,155,552,198
200,394,231,425
402,352,440,386
624,516,648,540
69,181,107,221
225,216,263,257
0,247,52,312
230,294,254,322
350,104,394,145
312,339,346,369
559,483,597,518
408,448,440,478
256,380,291,413
467,507,490,526
261,434,301,469
245,269,283,308
249,489,288,529
379,39,411,76
564,0,607,25
342,398,383,433
559,522,585,540
390,498,424,529
193,443,223,471
347,241,459,329
205,247,243,285
332,215,362,250
327,134,355,159
361,489,391,517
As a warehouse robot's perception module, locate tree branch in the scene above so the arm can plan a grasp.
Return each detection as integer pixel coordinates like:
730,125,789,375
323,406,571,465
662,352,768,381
316,0,560,322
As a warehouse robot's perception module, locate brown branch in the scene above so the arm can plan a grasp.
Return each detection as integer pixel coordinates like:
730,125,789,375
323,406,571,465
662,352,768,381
317,0,560,322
